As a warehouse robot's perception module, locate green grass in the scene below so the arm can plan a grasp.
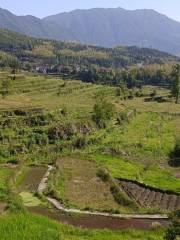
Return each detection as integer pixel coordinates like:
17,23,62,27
122,86,180,114
0,213,165,240
15,167,30,188
0,167,13,200
86,112,175,159
80,111,180,192
91,154,180,193
0,73,111,118
20,192,42,207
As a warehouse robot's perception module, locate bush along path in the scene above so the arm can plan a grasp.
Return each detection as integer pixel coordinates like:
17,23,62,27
37,165,169,220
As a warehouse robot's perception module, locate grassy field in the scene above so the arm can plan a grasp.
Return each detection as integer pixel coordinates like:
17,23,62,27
0,74,180,115
121,86,180,114
20,192,42,207
0,167,14,200
83,112,180,192
91,155,180,193
0,213,165,240
0,72,111,118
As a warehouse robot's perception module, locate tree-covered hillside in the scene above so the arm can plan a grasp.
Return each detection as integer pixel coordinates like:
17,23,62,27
0,28,179,87
0,29,40,51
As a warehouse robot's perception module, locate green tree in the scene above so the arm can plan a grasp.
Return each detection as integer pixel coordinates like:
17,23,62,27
165,210,180,240
169,138,180,167
92,99,116,128
116,83,129,99
171,64,180,104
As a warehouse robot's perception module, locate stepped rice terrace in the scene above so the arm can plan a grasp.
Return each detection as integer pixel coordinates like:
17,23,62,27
0,68,179,239
0,10,180,239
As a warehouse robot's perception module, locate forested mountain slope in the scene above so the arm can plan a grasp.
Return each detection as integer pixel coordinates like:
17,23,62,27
0,7,180,54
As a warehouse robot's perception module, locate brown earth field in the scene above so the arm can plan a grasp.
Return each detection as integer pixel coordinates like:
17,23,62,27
29,206,169,230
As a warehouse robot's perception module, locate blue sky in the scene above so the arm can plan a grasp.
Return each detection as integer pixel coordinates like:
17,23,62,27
0,0,180,21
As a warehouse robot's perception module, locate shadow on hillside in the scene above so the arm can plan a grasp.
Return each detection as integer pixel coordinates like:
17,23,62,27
168,142,180,167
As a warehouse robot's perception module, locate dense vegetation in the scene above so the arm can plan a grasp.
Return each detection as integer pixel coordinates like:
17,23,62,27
0,72,179,193
0,28,179,88
165,211,180,240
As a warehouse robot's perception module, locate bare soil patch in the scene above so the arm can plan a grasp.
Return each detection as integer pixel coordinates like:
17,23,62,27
174,172,180,178
29,206,169,230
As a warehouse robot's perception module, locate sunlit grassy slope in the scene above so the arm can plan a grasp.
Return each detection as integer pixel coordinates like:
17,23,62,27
0,70,179,194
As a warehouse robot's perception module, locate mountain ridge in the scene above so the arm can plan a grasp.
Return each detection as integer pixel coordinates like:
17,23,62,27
0,7,180,54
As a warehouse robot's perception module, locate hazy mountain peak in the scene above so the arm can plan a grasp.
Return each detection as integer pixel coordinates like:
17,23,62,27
0,7,180,54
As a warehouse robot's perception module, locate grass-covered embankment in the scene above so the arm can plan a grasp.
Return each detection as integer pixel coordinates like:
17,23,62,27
0,213,165,240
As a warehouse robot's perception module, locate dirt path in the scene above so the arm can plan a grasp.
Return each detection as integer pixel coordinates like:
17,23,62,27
46,196,168,219
38,165,54,194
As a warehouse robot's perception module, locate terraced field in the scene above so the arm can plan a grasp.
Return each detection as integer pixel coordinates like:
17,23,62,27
19,166,47,192
47,158,123,212
0,72,114,115
0,73,106,96
120,180,180,212
0,70,179,237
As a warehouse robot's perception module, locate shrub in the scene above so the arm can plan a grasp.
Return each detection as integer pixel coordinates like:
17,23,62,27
48,124,76,142
150,89,157,98
117,109,136,125
92,100,116,128
97,169,110,182
165,210,180,240
60,107,68,116
7,158,18,165
73,135,87,149
110,185,134,207
151,221,162,230
97,168,138,209
169,139,180,167
7,193,26,213
1,78,13,97
135,89,143,97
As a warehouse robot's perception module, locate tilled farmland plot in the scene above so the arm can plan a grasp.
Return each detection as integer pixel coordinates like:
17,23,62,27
19,166,47,192
119,180,180,211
